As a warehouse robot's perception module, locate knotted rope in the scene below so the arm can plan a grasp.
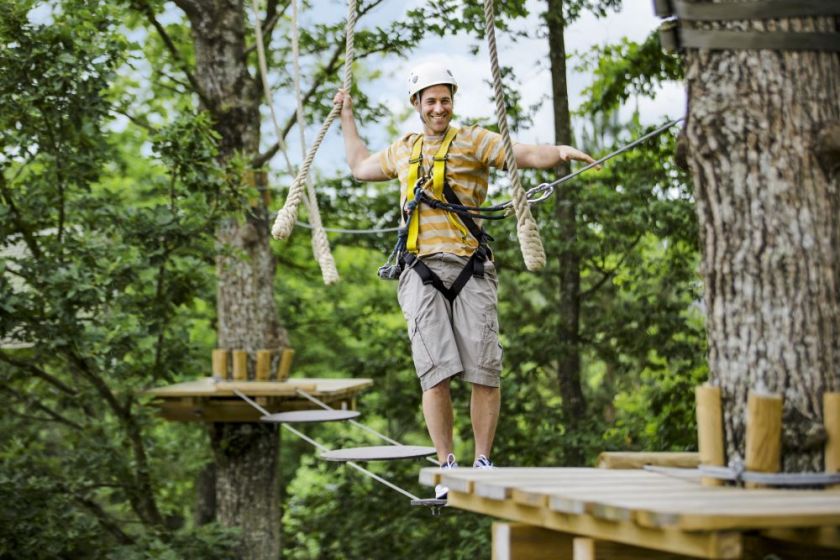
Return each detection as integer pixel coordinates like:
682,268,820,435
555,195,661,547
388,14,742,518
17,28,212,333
251,0,339,284
271,0,357,245
291,0,338,284
483,0,546,271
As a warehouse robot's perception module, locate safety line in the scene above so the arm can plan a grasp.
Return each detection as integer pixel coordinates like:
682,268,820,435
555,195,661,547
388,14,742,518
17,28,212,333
295,388,441,466
290,117,685,235
231,388,422,501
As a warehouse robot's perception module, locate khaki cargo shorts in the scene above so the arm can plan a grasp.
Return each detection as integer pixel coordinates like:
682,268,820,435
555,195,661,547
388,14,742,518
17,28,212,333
397,253,503,391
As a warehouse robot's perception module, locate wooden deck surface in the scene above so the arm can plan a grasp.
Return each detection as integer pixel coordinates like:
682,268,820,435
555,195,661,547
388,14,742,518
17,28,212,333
419,467,840,559
147,377,373,422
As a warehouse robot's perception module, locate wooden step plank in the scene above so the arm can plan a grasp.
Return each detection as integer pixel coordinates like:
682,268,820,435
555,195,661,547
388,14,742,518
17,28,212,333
597,452,700,470
260,409,360,423
320,445,436,462
478,476,699,501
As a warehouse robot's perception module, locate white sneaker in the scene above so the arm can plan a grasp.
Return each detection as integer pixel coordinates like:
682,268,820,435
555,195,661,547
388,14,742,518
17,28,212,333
473,454,494,469
434,453,458,500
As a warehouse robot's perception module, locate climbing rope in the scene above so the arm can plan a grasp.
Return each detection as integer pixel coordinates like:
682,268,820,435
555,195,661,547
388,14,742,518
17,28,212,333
290,0,339,284
271,0,357,242
483,0,546,272
251,0,339,284
231,388,424,501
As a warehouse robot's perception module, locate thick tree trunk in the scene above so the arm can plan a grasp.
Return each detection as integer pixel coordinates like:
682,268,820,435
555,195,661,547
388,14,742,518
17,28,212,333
546,0,586,454
684,11,840,471
175,0,287,557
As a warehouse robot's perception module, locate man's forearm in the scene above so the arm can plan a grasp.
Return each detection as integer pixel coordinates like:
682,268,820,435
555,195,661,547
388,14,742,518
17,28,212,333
340,113,371,174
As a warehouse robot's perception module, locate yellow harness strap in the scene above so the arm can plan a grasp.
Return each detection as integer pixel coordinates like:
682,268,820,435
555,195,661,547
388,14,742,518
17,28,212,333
404,126,466,253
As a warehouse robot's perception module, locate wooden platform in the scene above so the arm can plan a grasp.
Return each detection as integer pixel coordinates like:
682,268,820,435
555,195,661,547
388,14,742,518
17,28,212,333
419,467,840,559
147,377,372,422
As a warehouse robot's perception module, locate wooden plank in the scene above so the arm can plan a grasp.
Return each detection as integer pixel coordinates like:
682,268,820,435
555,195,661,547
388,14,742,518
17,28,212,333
480,476,699,502
147,377,371,397
826,392,840,477
419,467,689,489
492,522,573,560
212,349,229,379
232,350,248,381
696,385,725,487
255,350,271,381
572,538,595,560
277,348,294,381
597,452,700,470
745,391,782,488
448,491,743,559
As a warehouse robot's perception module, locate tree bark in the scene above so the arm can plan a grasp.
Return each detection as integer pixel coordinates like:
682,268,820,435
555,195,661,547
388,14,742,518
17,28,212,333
546,0,586,455
174,0,287,556
683,10,840,472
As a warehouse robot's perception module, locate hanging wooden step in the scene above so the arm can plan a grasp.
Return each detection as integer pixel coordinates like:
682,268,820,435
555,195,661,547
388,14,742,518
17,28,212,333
320,445,436,462
260,410,360,423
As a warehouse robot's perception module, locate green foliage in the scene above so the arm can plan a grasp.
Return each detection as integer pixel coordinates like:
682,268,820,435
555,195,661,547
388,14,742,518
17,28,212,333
2,0,706,557
578,31,683,115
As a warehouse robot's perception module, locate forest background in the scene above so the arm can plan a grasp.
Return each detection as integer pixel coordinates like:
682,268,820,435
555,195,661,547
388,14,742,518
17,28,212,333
0,0,700,558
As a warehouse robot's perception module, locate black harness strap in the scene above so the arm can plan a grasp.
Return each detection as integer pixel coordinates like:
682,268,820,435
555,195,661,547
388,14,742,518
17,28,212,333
399,183,493,303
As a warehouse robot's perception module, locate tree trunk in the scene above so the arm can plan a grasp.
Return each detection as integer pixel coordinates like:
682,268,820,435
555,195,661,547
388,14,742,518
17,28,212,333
683,10,840,471
546,0,586,458
175,0,287,556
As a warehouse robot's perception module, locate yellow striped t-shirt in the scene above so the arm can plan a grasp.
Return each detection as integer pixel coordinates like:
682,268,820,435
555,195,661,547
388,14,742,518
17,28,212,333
378,125,507,257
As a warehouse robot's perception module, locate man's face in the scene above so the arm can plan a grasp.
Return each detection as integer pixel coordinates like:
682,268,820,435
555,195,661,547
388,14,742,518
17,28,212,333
414,84,453,135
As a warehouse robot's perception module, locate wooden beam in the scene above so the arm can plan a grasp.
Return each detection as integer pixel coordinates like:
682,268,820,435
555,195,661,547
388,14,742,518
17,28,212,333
232,350,248,381
745,391,782,488
573,537,595,560
448,492,743,559
825,392,840,478
696,384,725,486
255,349,271,381
597,452,700,470
277,348,294,381
492,522,572,560
212,348,229,379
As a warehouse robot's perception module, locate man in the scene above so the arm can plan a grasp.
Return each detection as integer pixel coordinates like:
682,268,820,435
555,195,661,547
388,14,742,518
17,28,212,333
334,61,595,497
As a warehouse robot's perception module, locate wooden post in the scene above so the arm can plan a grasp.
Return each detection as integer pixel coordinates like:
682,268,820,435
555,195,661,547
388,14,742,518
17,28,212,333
745,391,782,488
696,384,725,486
276,348,294,381
232,350,248,381
212,349,229,379
255,350,271,381
825,392,840,486
491,522,572,560
572,538,595,560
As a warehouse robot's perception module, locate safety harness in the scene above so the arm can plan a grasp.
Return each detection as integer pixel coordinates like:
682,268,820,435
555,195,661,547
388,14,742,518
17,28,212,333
378,127,494,303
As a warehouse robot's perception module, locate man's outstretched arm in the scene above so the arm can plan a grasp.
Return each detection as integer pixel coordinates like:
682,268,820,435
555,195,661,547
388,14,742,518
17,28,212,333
513,143,597,170
334,90,389,181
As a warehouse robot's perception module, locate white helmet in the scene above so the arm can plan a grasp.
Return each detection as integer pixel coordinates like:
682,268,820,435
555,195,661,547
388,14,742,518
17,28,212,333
407,61,458,102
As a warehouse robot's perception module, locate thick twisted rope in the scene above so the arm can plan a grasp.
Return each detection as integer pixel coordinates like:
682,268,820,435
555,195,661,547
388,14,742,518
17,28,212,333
483,0,546,271
271,0,357,241
291,0,339,284
251,0,339,283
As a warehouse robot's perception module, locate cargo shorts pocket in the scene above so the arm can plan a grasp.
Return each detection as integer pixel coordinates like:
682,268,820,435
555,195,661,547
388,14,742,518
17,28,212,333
409,316,435,377
479,311,503,372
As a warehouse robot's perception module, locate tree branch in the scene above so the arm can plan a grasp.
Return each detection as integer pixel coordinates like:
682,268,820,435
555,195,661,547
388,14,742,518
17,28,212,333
0,352,78,397
253,44,343,167
135,0,211,107
2,386,85,430
63,351,165,529
74,494,136,545
0,171,43,260
580,234,643,299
